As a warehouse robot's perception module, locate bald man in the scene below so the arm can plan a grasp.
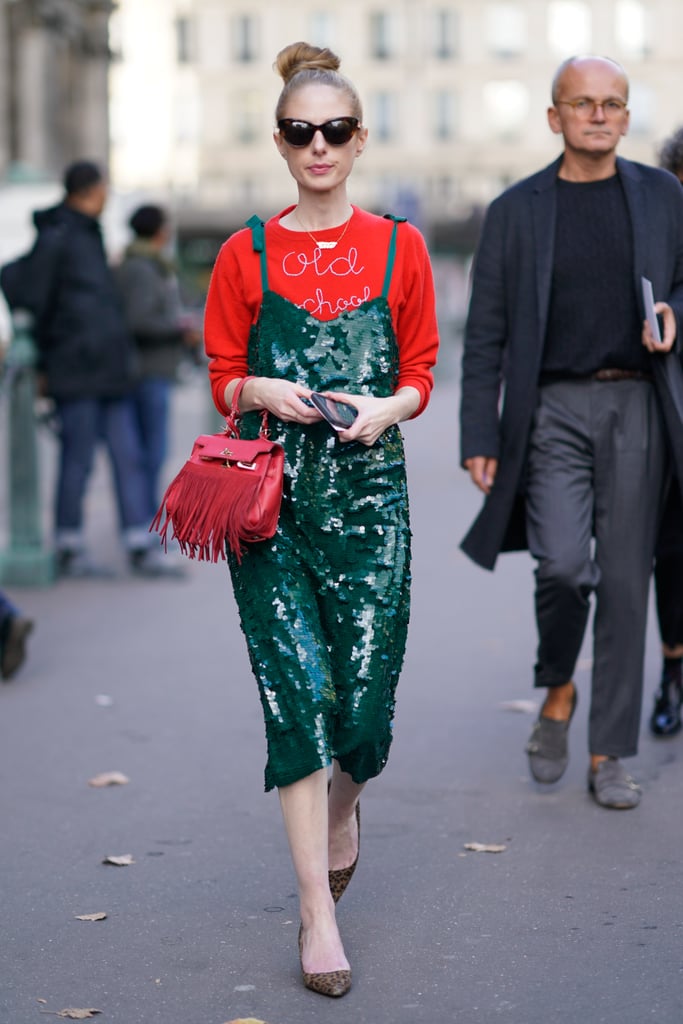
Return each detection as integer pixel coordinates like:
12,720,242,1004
460,57,683,809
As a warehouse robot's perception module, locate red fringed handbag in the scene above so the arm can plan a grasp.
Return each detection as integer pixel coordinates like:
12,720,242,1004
150,377,284,562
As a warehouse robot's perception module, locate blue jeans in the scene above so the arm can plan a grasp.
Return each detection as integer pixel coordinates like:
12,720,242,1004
54,396,151,552
132,377,172,518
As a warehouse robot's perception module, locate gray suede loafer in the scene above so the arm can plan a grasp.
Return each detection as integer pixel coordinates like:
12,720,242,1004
526,684,578,784
588,757,641,809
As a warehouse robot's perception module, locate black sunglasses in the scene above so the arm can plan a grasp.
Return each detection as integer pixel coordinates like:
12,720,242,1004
277,117,360,148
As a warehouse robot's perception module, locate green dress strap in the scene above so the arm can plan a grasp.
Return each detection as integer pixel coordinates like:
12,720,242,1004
246,214,268,291
381,214,407,298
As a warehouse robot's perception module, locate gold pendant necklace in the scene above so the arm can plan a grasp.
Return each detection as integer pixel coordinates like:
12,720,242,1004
293,209,353,250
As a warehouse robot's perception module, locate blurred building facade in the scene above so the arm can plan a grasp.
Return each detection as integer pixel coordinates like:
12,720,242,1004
1,0,681,306
108,0,683,255
0,0,113,181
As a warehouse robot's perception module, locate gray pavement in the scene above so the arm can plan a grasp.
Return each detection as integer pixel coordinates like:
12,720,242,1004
1,359,683,1024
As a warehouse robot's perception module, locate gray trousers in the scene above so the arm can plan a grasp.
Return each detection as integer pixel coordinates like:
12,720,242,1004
526,379,667,757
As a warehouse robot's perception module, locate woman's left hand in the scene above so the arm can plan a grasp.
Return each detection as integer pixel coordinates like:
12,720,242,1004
324,387,420,447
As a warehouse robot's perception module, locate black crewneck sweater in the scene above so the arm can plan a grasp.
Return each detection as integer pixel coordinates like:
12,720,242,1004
540,174,649,380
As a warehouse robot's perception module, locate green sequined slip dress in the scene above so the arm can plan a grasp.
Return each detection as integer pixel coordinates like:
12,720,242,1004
230,215,411,791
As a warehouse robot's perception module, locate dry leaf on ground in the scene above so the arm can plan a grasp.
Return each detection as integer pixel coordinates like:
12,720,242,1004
40,1010,103,1020
88,771,130,787
463,842,507,854
75,913,107,922
102,854,134,866
58,1012,102,1021
224,1019,270,1024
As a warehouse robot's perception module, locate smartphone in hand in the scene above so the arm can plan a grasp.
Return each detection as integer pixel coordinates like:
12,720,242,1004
309,392,358,431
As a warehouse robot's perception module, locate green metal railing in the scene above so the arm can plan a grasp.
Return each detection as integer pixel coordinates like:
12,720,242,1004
0,311,55,585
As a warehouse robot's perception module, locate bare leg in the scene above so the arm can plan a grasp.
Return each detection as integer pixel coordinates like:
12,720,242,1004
328,762,363,871
540,680,575,720
278,768,349,974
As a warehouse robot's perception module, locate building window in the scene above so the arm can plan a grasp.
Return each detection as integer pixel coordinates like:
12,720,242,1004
431,175,459,205
483,80,529,140
108,8,123,62
370,12,395,60
627,81,652,136
371,91,397,142
175,92,200,143
434,90,458,140
238,177,259,209
433,8,458,59
175,16,194,64
233,14,258,63
615,0,649,58
486,3,526,58
309,11,336,47
235,90,262,144
547,1,591,56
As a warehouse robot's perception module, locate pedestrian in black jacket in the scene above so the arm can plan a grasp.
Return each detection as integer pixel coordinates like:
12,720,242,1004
30,160,181,578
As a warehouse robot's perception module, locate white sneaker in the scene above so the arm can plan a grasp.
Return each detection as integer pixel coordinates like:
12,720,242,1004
128,546,186,579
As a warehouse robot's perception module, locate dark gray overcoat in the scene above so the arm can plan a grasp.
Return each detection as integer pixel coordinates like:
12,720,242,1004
460,155,683,571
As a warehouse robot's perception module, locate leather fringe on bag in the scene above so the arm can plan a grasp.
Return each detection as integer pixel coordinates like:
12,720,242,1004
150,376,284,563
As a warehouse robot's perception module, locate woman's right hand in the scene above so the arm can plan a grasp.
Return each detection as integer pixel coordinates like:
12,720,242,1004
228,376,321,425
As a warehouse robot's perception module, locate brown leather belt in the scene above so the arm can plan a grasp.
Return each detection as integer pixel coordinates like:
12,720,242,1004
591,368,654,383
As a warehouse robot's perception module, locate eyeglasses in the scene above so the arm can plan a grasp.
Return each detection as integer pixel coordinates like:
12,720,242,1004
277,117,361,147
556,98,628,119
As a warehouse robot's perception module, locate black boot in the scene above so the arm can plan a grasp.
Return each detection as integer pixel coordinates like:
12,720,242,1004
0,614,34,680
649,663,683,737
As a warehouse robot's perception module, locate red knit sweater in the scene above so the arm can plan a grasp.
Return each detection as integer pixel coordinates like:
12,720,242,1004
204,206,439,416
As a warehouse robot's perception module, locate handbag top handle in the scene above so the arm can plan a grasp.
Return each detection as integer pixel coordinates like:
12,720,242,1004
226,375,270,439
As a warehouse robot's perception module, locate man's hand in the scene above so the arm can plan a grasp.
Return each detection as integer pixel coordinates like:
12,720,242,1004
464,456,498,495
642,301,676,353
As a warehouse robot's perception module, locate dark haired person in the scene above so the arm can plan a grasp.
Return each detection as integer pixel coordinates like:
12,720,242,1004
28,160,175,577
649,126,683,736
116,204,201,520
460,57,683,809
204,41,438,996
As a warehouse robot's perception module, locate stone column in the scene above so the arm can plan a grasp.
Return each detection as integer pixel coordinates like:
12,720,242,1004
15,24,53,172
4,0,113,178
0,0,10,175
75,4,112,165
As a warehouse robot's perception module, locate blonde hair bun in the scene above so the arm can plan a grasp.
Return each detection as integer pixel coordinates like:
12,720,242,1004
275,42,341,83
273,41,361,122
